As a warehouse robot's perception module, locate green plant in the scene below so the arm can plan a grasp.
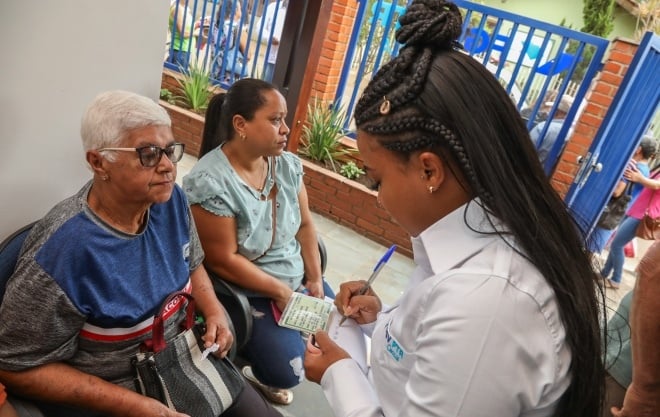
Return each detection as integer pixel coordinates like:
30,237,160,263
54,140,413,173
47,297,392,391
339,161,365,180
565,0,616,81
160,88,176,105
299,99,355,171
174,62,212,113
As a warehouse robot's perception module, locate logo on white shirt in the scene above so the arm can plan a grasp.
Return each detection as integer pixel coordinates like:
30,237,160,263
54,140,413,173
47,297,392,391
384,320,404,361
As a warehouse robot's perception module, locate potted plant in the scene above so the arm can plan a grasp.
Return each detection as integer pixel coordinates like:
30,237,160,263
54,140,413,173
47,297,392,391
297,99,412,257
299,99,355,172
173,63,213,114
158,66,215,158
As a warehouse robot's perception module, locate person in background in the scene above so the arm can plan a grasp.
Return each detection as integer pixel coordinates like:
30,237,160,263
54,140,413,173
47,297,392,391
520,89,557,129
589,137,657,254
529,94,574,165
602,290,633,416
209,0,250,81
0,90,281,417
605,241,660,417
600,161,660,289
183,79,334,405
303,1,605,416
259,0,288,82
168,0,197,69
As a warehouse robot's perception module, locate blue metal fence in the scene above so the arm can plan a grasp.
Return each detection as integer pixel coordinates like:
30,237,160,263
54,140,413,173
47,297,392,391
333,0,609,172
165,0,287,88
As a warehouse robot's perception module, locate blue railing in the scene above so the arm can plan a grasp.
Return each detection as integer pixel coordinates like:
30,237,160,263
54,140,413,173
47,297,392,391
165,0,287,89
167,0,614,173
333,0,609,172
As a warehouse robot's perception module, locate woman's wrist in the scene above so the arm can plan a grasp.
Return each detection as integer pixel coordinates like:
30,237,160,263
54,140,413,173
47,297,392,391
272,284,293,304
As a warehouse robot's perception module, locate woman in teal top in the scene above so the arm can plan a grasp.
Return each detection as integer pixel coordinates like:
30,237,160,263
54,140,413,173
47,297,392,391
183,78,334,406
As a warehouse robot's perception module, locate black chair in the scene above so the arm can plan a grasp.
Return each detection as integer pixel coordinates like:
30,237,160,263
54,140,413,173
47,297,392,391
209,234,328,355
0,222,35,302
0,222,48,417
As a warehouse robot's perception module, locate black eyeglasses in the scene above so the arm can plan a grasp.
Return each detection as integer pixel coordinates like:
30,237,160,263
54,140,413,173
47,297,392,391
98,143,185,167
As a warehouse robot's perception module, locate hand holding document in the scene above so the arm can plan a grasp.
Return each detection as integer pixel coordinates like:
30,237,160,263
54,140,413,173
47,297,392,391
277,292,334,334
278,293,369,373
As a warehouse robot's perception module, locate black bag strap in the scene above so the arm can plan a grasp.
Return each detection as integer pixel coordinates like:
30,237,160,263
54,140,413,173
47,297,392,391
251,156,277,262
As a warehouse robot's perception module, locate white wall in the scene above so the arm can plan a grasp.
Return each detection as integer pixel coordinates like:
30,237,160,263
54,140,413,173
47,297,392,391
0,1,170,240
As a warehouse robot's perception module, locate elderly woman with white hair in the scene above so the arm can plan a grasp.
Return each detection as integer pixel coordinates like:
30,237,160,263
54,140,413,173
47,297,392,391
0,91,282,417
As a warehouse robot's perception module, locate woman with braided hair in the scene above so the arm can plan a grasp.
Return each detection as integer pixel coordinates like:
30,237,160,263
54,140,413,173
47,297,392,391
303,1,605,416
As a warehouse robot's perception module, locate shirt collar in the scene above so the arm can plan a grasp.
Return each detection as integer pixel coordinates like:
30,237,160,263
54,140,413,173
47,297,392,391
411,199,511,275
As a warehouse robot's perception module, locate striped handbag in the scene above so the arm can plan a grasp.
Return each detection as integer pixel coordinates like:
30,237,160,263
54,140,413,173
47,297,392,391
133,291,244,416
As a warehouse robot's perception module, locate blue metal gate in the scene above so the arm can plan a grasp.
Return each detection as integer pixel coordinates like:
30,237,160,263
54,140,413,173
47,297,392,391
565,32,660,234
334,0,609,173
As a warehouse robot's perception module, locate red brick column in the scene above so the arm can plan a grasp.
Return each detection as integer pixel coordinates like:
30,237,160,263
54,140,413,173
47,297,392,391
550,39,639,197
311,0,358,102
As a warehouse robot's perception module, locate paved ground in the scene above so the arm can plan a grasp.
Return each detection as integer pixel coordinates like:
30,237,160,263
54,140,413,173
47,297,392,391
176,153,648,416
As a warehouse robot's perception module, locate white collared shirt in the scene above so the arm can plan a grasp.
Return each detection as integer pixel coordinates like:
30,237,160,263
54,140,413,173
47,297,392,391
321,201,571,417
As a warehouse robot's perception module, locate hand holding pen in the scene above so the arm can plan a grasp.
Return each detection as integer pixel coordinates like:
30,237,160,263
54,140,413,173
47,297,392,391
336,244,397,326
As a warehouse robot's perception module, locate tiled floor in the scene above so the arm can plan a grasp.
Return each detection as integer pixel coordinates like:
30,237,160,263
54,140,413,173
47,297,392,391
175,153,645,416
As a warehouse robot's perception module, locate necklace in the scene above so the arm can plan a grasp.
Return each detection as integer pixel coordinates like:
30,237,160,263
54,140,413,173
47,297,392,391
93,200,146,234
236,158,268,192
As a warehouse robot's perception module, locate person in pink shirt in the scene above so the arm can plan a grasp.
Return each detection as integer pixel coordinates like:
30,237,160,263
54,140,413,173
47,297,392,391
600,163,660,289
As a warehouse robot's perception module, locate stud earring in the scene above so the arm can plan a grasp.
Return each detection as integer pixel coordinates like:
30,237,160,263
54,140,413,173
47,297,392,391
428,185,435,194
101,175,108,181
240,133,246,141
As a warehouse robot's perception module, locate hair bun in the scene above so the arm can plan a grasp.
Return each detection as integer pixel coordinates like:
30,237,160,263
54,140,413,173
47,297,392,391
395,0,463,51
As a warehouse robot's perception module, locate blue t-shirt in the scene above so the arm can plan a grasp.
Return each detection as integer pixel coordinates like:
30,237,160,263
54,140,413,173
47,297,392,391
36,184,196,328
0,182,204,387
629,161,650,202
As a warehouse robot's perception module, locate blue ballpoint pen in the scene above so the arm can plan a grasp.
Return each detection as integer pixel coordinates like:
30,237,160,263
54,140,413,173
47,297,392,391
339,244,397,326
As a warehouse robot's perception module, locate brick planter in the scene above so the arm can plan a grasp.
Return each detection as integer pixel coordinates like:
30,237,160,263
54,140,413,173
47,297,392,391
160,100,205,158
301,159,412,258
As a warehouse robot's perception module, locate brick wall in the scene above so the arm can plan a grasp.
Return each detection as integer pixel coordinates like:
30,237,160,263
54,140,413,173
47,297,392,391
161,101,205,158
311,0,357,102
550,39,638,197
302,159,412,257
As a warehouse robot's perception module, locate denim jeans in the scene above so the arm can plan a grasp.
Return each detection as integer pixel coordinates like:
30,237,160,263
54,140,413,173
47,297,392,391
588,226,615,254
167,49,190,70
263,62,275,82
600,216,640,284
241,280,335,388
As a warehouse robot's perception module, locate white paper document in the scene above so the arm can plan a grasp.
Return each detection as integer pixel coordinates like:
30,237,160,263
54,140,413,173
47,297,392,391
278,293,369,373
